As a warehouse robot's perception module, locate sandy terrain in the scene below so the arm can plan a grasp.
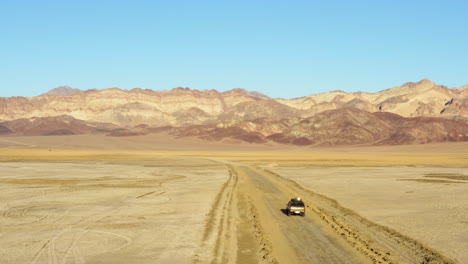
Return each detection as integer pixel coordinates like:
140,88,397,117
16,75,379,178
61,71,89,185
0,159,228,263
1,133,468,152
269,167,468,264
0,145,466,263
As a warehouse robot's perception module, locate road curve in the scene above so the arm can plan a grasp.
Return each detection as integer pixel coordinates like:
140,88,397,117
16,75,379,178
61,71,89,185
196,160,457,264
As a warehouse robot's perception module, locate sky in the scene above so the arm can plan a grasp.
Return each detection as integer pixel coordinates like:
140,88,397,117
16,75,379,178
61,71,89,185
1,0,467,98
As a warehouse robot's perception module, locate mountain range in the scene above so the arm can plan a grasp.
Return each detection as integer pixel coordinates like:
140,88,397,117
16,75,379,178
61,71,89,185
0,79,466,146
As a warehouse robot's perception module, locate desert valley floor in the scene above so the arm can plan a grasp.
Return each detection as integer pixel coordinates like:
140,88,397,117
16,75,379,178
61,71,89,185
0,136,467,264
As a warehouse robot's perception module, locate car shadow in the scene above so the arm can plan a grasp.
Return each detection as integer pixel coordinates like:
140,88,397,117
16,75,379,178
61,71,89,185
280,208,289,216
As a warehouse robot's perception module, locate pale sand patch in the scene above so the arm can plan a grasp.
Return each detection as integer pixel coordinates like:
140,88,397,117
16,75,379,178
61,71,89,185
0,160,228,264
269,166,468,264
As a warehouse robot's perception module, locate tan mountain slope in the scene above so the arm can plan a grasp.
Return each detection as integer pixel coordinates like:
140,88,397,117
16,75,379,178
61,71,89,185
0,79,466,127
218,99,300,121
0,87,263,126
279,79,466,120
0,115,118,136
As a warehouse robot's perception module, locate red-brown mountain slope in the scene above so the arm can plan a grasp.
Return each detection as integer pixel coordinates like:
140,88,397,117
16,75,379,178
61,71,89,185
174,108,467,146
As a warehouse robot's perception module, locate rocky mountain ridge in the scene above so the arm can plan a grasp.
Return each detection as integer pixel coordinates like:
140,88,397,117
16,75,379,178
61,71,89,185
0,79,466,127
0,79,466,146
1,108,466,146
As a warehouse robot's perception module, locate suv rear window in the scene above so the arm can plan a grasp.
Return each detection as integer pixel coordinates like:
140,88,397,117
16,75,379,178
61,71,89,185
291,201,304,207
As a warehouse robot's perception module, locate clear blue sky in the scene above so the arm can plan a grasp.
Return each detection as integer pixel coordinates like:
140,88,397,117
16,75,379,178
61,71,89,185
1,0,467,98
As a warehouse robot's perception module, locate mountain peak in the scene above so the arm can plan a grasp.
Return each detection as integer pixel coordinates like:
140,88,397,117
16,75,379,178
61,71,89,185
46,86,81,96
225,88,270,99
417,78,435,85
401,79,436,89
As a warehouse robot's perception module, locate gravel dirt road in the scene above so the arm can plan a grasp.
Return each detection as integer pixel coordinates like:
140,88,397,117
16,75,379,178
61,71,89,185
199,160,457,264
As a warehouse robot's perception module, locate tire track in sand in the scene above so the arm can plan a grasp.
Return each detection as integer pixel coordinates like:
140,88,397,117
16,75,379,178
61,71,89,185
195,161,301,264
193,165,238,264
31,197,135,264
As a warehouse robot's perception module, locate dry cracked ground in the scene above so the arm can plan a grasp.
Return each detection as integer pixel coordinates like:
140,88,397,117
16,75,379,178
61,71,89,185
0,149,467,264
